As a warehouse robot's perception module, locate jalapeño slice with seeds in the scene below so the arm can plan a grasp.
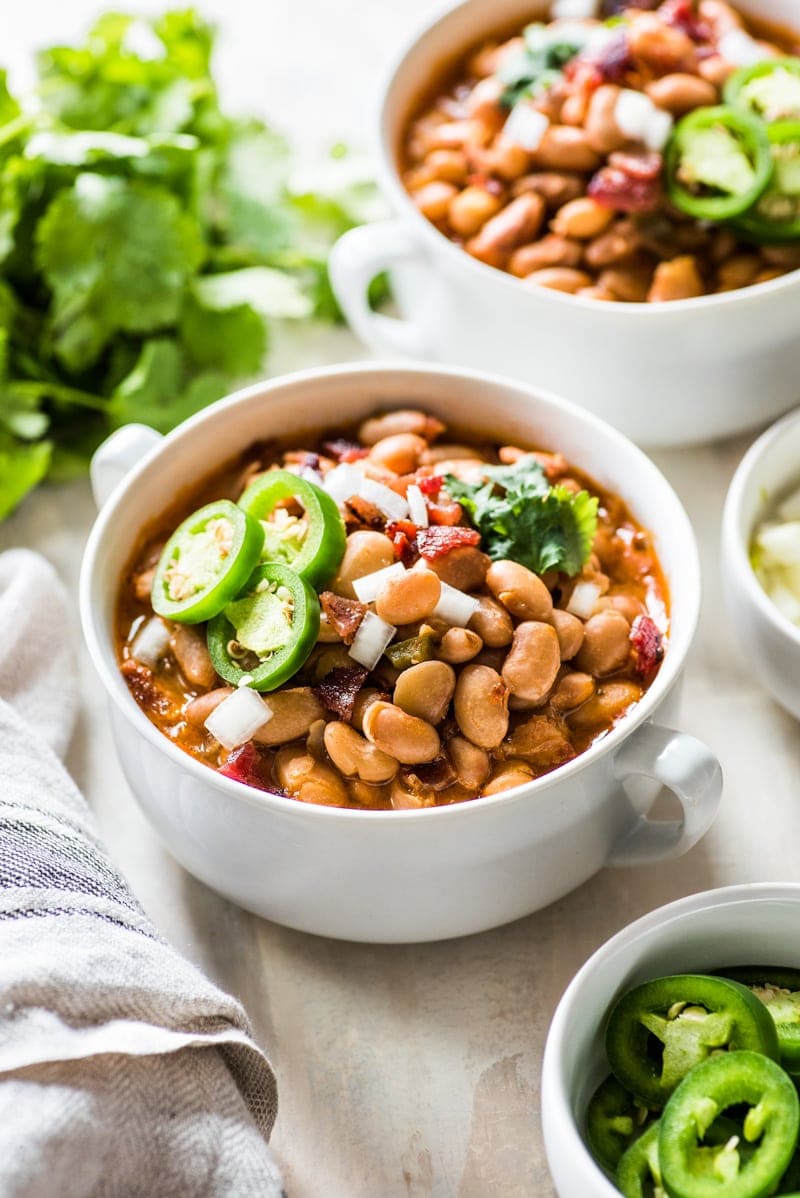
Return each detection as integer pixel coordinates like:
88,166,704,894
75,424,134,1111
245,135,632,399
717,967,800,1069
586,1074,654,1175
732,122,800,244
616,1119,663,1198
150,500,264,625
207,562,319,691
725,59,800,125
238,469,346,589
664,106,773,221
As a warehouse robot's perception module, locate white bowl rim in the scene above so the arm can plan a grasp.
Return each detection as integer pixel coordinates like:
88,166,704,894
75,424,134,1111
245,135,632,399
722,404,800,650
376,0,800,315
80,359,699,825
542,881,800,1195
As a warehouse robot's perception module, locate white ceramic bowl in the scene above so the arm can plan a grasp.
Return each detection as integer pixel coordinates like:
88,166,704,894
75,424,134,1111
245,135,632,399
79,362,722,943
722,406,800,723
329,0,800,449
541,883,800,1197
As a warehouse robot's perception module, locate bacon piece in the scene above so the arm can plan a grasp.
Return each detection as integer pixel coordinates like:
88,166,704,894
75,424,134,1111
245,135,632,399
386,519,420,567
344,495,385,530
577,31,633,83
408,755,457,792
315,666,369,721
588,164,662,214
416,526,481,560
417,474,444,495
659,0,711,42
322,438,369,463
427,499,464,526
609,151,662,183
320,592,367,644
121,659,178,720
630,615,664,680
218,743,281,793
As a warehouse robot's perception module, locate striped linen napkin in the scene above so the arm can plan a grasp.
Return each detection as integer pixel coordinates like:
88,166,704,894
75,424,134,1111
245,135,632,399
0,548,285,1198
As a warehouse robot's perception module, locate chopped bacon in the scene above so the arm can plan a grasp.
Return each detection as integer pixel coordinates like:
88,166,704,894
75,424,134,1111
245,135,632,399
319,592,367,644
218,743,281,793
121,659,178,720
386,519,420,567
409,755,457,792
417,474,444,495
322,438,369,463
416,525,481,559
580,31,633,84
609,151,662,183
659,0,711,42
344,495,385,530
427,499,464,526
630,615,664,680
315,666,369,721
588,164,662,214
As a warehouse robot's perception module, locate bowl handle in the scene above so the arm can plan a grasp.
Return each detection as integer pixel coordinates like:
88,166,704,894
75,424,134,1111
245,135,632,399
329,220,433,358
607,723,722,867
90,423,164,509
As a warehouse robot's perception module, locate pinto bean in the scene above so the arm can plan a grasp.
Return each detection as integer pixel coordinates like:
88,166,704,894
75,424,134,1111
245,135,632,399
323,721,398,784
437,627,483,664
594,592,646,625
362,701,440,764
425,119,493,152
376,568,441,626
550,672,596,713
425,547,490,592
465,75,506,123
628,13,696,74
533,126,602,172
486,559,553,621
550,609,585,660
466,194,546,268
274,749,350,806
253,688,327,747
717,254,761,292
551,197,614,240
348,780,392,808
359,409,444,445
350,688,383,734
647,256,704,303
184,687,234,727
574,611,632,677
453,664,509,749
390,775,436,810
698,54,736,86
333,531,395,598
512,171,585,210
424,148,469,185
762,244,800,269
368,432,427,475
482,760,535,795
393,661,456,725
448,736,490,790
448,185,505,237
567,680,643,731
509,235,583,277
169,624,216,689
585,220,642,269
585,86,627,155
526,267,593,294
645,73,718,114
133,566,156,603
502,621,561,704
412,181,459,221
468,594,514,647
480,137,531,181
598,264,653,304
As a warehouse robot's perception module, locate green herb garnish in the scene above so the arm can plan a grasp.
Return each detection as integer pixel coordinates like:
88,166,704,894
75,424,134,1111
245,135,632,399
496,24,585,109
444,457,598,577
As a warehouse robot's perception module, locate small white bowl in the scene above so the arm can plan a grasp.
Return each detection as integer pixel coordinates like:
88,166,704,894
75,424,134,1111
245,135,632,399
722,406,800,722
541,883,800,1197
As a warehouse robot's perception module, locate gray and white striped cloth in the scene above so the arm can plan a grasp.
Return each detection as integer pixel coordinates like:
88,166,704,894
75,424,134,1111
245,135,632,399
0,548,284,1198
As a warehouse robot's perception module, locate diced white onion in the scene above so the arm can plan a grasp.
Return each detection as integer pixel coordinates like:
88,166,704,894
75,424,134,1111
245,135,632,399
777,487,800,522
566,580,602,620
433,582,481,627
756,521,800,566
644,108,673,152
615,90,657,142
352,561,407,603
131,617,171,668
323,462,365,504
358,477,410,521
406,484,429,528
718,29,774,67
502,103,550,152
299,466,324,487
551,0,599,18
205,687,271,751
348,610,396,670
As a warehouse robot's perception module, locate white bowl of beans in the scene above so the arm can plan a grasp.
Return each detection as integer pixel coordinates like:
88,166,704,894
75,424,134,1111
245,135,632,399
330,0,800,448
80,362,721,942
541,883,800,1196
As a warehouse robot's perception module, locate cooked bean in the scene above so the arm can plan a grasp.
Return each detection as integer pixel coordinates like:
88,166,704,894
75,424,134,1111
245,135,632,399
698,55,735,86
512,171,585,210
717,254,760,292
585,220,641,269
509,235,583,277
594,592,646,625
485,137,532,181
468,594,514,647
550,672,596,713
348,780,391,808
710,228,738,262
550,609,584,660
575,611,632,677
526,267,593,294
486,559,553,621
502,621,561,704
359,410,441,444
468,37,523,79
465,75,505,122
306,718,328,761
412,181,459,221
645,73,718,114
762,244,800,269
699,0,744,34
425,546,490,592
567,680,643,731
184,687,234,727
551,197,614,241
597,264,653,304
448,736,490,790
317,611,343,643
585,86,627,156
350,687,383,734
368,432,427,474
362,701,440,764
169,624,216,689
448,185,504,237
323,721,398,784
482,760,534,796
425,119,492,152
533,126,602,172
390,775,436,810
647,256,704,303
333,530,395,598
578,286,615,302
253,688,327,747
754,267,785,285
273,749,350,807
422,442,485,463
133,566,156,603
437,627,483,664
376,568,441,626
393,661,456,725
628,13,696,73
453,664,509,749
425,148,469,185
466,194,546,267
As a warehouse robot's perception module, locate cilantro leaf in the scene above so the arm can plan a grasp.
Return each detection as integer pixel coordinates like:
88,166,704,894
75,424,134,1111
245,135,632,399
108,338,228,433
445,457,598,577
0,433,52,520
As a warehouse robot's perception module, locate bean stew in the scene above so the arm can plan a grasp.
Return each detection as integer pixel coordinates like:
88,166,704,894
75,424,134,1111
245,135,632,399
401,0,800,302
116,407,668,810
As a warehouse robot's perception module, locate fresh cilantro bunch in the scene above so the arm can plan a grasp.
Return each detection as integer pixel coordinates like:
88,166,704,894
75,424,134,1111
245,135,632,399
0,10,381,520
444,457,599,577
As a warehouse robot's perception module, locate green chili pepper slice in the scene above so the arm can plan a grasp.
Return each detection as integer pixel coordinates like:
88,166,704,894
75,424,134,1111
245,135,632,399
150,499,265,625
731,122,800,243
659,1051,799,1198
725,59,800,124
606,975,780,1108
617,1120,663,1198
385,628,437,671
238,469,346,589
207,562,319,691
717,968,800,1070
586,1075,654,1175
779,1142,800,1192
665,106,773,221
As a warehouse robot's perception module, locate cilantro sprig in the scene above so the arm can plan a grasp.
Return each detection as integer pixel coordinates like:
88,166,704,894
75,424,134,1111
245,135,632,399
0,10,383,521
444,457,598,577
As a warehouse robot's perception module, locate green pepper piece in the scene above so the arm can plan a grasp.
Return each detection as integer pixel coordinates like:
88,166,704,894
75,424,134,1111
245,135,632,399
660,1051,799,1198
586,1075,654,1175
731,122,800,243
617,1120,663,1198
238,469,346,589
665,106,773,221
207,562,320,691
717,968,800,1070
606,975,781,1108
151,499,265,625
779,1142,800,1192
725,59,800,124
385,628,437,670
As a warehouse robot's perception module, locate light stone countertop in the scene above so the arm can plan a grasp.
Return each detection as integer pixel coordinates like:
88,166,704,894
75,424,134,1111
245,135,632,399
3,3,798,1195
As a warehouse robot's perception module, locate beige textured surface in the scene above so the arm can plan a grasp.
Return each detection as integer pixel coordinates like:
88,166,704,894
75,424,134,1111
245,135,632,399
4,3,797,1195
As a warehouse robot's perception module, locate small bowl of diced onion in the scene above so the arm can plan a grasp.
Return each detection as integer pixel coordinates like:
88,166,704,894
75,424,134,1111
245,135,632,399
722,406,800,720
